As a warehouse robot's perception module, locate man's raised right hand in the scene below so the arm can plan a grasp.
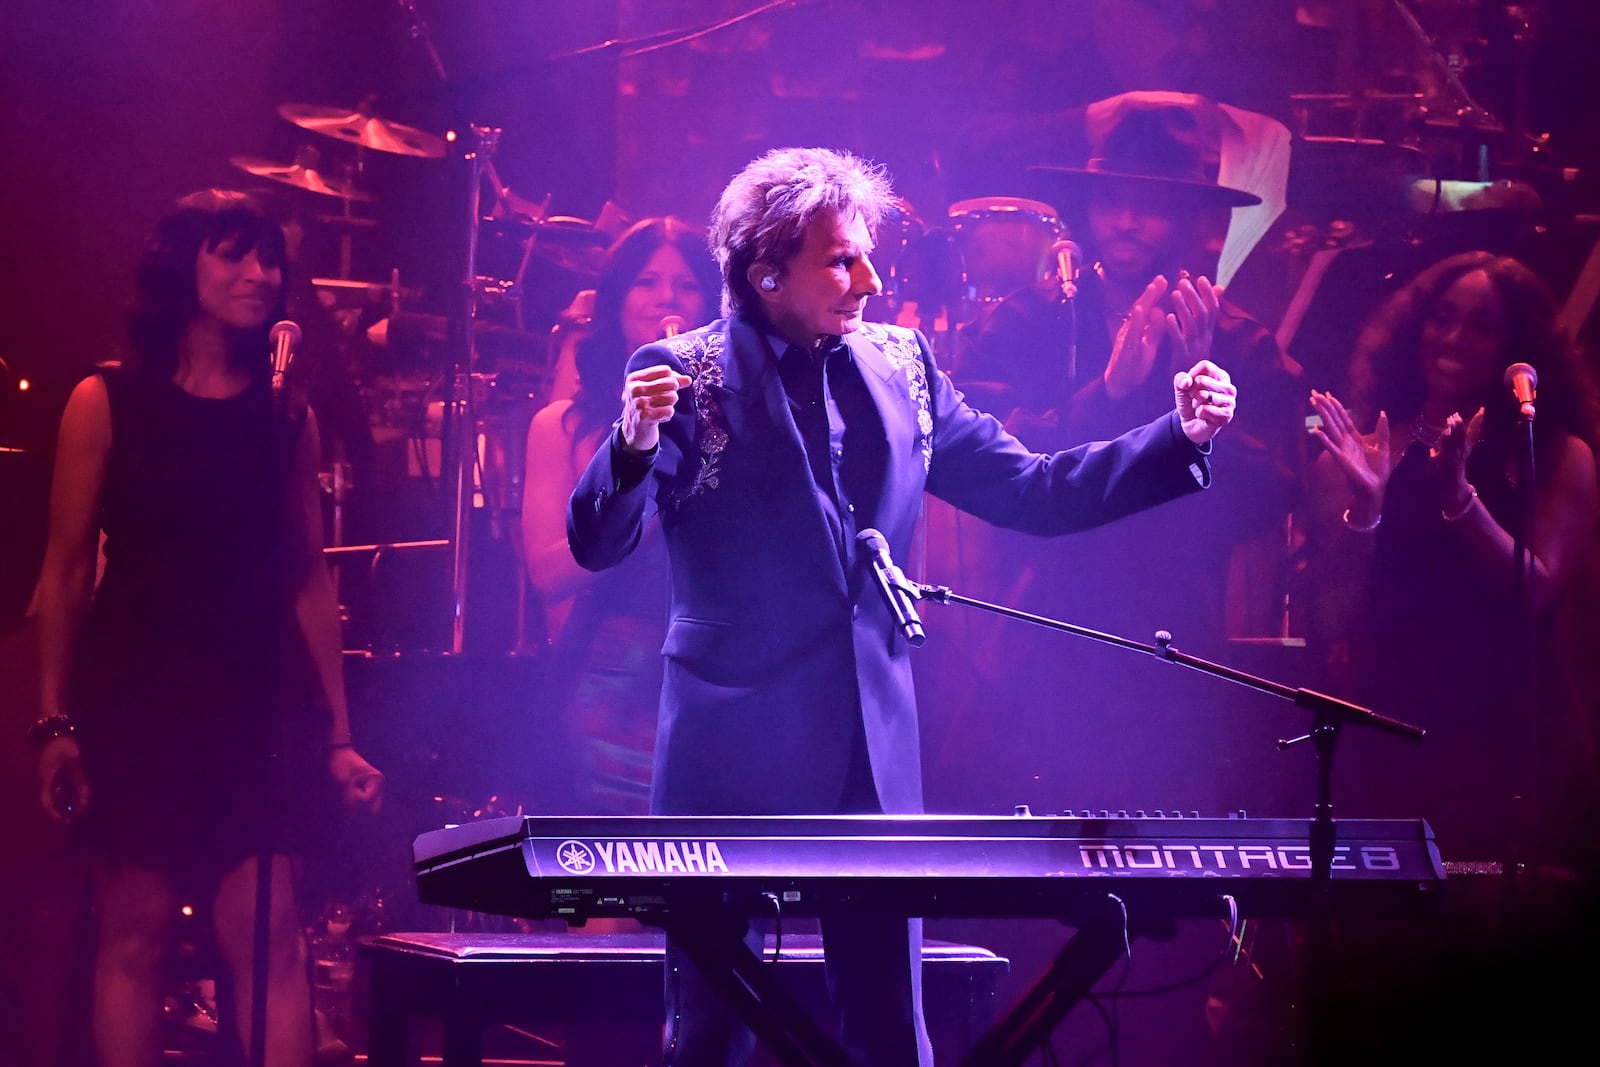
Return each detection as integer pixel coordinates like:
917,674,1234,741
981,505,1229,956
620,364,692,454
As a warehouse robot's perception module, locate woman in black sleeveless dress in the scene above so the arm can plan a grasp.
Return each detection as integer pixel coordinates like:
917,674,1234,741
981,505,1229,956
1306,251,1600,870
33,190,384,1067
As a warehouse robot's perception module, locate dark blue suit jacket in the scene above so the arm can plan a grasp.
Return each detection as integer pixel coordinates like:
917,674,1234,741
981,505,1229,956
567,315,1211,816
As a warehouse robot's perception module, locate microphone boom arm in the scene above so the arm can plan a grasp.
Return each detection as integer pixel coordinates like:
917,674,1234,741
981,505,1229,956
912,579,1422,742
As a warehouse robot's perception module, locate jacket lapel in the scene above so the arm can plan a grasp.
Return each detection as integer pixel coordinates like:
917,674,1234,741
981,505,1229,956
847,328,919,526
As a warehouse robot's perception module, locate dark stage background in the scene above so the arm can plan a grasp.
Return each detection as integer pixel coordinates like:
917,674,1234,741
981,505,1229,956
3,2,1599,1065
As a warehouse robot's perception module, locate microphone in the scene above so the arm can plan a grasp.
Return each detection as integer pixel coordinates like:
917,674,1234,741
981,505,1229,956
856,528,926,647
1049,238,1081,381
659,314,685,339
269,319,302,397
1050,238,1082,299
1505,362,1537,420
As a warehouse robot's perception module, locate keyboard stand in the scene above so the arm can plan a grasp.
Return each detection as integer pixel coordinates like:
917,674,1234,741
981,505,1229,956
665,915,851,1067
962,895,1175,1067
669,894,1174,1067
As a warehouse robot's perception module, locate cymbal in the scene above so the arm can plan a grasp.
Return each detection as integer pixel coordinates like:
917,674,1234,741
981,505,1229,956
482,211,608,243
1413,105,1510,142
310,276,420,311
476,213,608,281
1289,91,1424,110
278,101,447,159
230,154,373,202
311,212,381,231
1292,136,1429,172
535,215,609,242
526,238,606,281
312,277,401,294
1286,137,1430,222
366,312,542,347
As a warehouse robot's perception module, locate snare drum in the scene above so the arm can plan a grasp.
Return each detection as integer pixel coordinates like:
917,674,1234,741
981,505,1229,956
946,196,1064,316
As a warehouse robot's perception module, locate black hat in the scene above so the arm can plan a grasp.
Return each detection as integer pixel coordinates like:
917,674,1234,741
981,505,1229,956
1030,93,1261,209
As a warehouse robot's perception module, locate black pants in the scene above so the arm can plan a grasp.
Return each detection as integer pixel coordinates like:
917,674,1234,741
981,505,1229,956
660,720,932,1066
661,914,932,1067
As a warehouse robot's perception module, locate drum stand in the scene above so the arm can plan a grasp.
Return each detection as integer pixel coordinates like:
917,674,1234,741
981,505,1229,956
438,125,491,655
441,122,542,655
405,0,536,656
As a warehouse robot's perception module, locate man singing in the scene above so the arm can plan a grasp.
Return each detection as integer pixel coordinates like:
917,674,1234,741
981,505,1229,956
566,146,1236,1067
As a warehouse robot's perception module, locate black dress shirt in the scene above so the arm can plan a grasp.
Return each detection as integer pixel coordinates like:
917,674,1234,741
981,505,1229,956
774,335,885,567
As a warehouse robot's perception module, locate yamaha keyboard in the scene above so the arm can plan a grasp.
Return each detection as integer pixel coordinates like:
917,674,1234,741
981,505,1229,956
414,812,1445,924
412,813,1445,1067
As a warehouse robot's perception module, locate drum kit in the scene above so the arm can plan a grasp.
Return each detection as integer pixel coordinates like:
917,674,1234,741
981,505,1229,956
869,193,1068,354
229,85,1075,655
218,0,1565,662
945,197,1066,307
227,88,630,659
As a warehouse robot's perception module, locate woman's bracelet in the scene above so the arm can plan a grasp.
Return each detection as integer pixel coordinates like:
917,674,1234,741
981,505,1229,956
1442,485,1478,523
1342,507,1382,533
28,715,76,750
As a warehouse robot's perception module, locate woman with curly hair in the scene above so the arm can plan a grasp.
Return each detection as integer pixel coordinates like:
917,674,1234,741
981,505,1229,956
1306,249,1600,870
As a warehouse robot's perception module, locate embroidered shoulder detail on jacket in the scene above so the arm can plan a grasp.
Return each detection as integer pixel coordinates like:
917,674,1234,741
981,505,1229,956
667,331,728,507
861,323,933,471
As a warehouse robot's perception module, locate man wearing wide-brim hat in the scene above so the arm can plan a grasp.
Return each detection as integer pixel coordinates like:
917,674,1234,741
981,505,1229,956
956,92,1294,439
931,92,1306,830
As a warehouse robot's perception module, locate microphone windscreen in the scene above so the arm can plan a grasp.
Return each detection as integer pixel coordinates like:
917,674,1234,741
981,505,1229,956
856,528,888,554
1503,362,1537,391
1050,238,1083,260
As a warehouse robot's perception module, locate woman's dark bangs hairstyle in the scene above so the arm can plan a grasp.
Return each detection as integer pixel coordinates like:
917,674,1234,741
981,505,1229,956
127,189,289,379
569,216,718,438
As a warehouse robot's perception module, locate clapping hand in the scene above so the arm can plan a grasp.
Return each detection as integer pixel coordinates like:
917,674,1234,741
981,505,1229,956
1429,407,1485,514
1106,273,1224,401
1104,275,1170,400
1166,273,1222,371
1308,389,1389,520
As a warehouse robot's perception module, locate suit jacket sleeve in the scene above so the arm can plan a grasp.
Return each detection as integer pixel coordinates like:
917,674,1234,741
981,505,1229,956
565,343,683,571
922,332,1212,535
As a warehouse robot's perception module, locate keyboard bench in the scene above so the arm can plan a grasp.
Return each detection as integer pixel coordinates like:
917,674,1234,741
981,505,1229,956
359,929,1009,1066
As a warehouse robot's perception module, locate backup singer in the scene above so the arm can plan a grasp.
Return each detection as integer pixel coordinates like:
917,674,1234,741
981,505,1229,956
1305,250,1600,869
33,189,383,1067
522,216,719,815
